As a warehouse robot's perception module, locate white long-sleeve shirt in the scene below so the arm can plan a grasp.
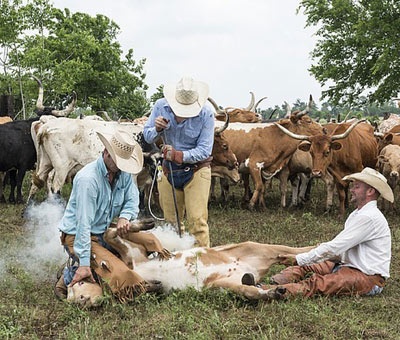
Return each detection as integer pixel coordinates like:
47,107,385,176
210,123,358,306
296,201,391,278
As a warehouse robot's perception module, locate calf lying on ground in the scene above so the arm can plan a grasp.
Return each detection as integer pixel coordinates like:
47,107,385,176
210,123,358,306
67,221,313,307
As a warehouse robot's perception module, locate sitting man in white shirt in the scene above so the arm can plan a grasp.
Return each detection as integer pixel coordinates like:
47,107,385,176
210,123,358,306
242,167,394,299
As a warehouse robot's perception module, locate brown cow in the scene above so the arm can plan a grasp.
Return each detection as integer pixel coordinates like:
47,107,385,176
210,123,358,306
218,97,323,210
275,120,378,216
66,220,314,307
208,92,267,123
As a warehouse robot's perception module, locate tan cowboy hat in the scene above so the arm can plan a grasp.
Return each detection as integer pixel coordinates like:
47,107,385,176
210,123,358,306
163,76,209,118
97,129,143,174
343,167,394,202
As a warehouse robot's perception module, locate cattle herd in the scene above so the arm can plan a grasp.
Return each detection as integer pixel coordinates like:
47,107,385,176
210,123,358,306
1,82,400,217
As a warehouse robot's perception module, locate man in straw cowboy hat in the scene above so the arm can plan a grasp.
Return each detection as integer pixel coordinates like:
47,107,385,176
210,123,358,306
144,76,214,247
55,128,161,303
242,167,394,299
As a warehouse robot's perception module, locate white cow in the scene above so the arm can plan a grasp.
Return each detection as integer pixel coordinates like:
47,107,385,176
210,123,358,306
28,115,145,201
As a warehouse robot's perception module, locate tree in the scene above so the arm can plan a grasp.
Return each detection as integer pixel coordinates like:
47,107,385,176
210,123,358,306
299,0,400,106
0,0,149,119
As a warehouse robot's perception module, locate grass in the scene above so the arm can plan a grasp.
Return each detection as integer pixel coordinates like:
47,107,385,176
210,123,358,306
1,173,400,339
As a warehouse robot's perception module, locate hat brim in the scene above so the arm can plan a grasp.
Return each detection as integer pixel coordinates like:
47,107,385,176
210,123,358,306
97,131,143,175
163,80,209,118
343,172,394,203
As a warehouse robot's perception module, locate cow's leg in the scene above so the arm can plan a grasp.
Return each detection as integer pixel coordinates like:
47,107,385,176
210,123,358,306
220,177,230,202
0,172,6,203
8,170,17,203
277,166,290,208
289,174,300,207
248,167,264,210
322,173,335,212
336,183,346,218
14,168,26,204
209,176,217,202
209,277,282,301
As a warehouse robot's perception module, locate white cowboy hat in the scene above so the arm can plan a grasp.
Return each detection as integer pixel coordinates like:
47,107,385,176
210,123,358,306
343,167,394,202
163,76,209,118
97,129,143,174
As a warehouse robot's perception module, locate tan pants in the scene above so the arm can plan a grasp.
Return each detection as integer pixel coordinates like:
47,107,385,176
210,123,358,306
271,261,386,297
158,166,211,247
62,234,146,302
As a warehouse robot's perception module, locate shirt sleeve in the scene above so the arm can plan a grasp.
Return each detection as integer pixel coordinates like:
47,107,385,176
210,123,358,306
73,176,98,267
143,100,163,144
296,214,376,266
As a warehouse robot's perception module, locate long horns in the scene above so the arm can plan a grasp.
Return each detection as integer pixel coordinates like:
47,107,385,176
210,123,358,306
274,119,366,141
215,110,230,135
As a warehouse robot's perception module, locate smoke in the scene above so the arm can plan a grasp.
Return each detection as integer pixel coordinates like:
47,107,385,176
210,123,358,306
151,223,196,251
19,196,68,279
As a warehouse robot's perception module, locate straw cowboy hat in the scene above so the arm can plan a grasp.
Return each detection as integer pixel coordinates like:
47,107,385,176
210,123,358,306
97,129,143,174
163,76,209,118
343,167,394,202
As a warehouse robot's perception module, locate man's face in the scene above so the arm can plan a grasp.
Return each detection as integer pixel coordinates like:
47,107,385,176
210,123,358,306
349,180,370,206
67,281,103,308
103,149,119,173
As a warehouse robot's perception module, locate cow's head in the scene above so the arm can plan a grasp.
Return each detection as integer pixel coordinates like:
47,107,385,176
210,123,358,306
212,112,238,170
67,281,103,308
207,93,266,123
275,119,364,178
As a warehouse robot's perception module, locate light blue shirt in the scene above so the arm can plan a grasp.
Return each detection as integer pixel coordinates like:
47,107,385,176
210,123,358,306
59,156,139,266
143,98,215,163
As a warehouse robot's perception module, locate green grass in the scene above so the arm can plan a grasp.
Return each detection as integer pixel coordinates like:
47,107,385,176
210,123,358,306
1,174,399,339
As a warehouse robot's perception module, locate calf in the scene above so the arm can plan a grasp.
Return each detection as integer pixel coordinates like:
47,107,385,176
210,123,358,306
66,221,314,307
376,144,400,210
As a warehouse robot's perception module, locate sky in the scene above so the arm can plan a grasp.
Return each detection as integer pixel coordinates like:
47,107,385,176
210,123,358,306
52,0,325,109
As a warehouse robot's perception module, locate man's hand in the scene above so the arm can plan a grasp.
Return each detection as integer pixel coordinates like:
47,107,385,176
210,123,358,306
116,217,130,236
69,266,95,287
277,254,298,266
162,145,183,165
155,116,169,132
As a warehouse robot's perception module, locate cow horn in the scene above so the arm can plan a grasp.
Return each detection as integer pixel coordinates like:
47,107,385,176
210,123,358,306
207,97,226,116
284,101,291,117
253,96,268,112
243,91,255,111
331,119,365,141
32,75,44,111
215,110,230,135
297,95,313,118
51,91,77,117
274,122,310,141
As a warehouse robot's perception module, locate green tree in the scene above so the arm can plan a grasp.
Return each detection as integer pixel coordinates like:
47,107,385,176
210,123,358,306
299,0,400,106
1,0,149,119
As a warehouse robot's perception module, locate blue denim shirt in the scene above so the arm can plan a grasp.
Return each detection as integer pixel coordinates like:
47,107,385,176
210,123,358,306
59,156,139,266
143,98,215,163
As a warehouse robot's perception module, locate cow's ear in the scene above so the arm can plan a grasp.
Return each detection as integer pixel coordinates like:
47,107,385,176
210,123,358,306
298,141,311,152
331,141,342,151
384,134,393,142
378,155,388,164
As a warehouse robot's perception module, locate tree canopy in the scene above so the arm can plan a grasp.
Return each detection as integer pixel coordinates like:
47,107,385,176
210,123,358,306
299,0,400,106
0,0,149,119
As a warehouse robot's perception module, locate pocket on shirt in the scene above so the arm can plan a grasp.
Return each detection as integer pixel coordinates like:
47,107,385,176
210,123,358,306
112,188,125,209
184,125,201,142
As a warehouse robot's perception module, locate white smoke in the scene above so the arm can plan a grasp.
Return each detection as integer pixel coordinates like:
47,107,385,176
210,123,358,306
21,196,68,278
151,223,196,251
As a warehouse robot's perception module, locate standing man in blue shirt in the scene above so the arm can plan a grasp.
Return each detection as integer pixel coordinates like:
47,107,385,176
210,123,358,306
144,76,215,247
55,128,158,302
